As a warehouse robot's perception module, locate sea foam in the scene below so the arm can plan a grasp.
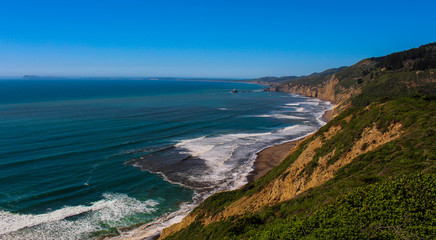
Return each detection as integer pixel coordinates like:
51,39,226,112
254,114,306,120
0,193,158,240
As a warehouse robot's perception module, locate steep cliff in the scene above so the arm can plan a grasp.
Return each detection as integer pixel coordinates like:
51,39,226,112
159,43,436,239
267,59,380,117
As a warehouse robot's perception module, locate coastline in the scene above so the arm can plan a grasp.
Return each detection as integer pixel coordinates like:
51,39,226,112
248,108,333,181
116,103,335,240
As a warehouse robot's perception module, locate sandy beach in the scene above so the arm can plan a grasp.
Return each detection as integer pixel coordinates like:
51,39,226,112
247,140,301,182
249,108,333,181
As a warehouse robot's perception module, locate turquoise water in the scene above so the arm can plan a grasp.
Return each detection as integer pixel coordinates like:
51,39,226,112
0,79,331,239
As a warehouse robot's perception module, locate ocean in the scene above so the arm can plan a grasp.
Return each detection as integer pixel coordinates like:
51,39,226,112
0,79,332,239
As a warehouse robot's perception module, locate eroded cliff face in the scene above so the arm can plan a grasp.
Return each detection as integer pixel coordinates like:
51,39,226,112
268,75,338,103
220,122,402,213
267,74,360,117
159,120,403,239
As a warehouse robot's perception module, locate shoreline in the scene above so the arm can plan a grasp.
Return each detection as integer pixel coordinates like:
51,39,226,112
116,105,335,240
247,140,301,182
248,108,333,181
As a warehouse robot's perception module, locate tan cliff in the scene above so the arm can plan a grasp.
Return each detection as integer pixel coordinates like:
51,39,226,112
268,74,338,103
267,74,360,118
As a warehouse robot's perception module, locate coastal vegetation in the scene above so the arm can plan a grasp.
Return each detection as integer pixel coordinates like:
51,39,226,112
166,174,435,239
160,43,436,239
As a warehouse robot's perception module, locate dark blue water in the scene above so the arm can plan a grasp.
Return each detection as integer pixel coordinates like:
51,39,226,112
0,79,332,239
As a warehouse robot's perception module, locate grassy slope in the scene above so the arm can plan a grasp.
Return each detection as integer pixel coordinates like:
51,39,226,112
163,43,436,239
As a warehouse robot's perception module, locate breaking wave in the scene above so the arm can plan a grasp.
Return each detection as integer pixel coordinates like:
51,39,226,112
0,193,158,240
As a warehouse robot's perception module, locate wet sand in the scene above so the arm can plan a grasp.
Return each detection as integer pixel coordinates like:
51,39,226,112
248,108,334,182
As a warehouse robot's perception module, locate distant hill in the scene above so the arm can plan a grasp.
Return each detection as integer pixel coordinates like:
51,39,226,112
250,75,299,85
250,67,347,86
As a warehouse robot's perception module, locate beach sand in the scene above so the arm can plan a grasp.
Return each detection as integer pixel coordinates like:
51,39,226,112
248,108,333,181
247,140,301,182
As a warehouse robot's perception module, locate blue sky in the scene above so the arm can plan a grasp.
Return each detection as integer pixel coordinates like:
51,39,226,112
1,0,435,78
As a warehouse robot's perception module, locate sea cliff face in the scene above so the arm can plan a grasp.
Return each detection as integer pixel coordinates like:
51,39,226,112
267,74,338,103
150,43,436,240
267,71,362,118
